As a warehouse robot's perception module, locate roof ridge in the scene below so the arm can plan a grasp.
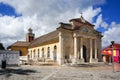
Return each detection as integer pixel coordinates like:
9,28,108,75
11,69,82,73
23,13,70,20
30,30,57,43
29,30,59,47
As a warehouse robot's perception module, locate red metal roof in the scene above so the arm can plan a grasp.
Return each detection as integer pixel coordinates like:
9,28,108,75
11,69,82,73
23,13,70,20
102,43,120,51
102,43,120,56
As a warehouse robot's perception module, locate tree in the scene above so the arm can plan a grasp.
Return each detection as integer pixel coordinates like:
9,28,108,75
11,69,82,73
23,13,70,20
0,43,5,50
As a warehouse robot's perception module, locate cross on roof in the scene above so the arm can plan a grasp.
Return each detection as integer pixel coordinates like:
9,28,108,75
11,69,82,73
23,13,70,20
80,12,83,16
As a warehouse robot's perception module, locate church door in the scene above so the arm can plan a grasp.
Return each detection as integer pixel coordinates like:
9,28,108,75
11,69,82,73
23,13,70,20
83,45,87,62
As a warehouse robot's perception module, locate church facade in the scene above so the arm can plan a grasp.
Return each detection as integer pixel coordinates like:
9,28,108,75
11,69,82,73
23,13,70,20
27,16,102,65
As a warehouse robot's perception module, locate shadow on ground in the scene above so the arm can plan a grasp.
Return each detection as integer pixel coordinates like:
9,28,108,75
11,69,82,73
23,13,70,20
77,64,98,67
0,68,37,77
70,63,110,68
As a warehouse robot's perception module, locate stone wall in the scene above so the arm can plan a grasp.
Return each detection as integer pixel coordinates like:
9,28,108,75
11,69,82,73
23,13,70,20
61,29,74,63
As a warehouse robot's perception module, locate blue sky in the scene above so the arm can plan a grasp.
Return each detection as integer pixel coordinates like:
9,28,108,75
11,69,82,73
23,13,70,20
0,0,120,48
93,0,120,31
100,0,120,23
0,3,17,16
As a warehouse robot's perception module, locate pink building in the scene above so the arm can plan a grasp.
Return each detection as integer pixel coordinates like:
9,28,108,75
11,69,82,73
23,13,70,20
101,43,120,63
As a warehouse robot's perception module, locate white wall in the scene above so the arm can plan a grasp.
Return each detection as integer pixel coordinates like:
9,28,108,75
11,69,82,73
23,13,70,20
28,42,59,62
0,50,20,65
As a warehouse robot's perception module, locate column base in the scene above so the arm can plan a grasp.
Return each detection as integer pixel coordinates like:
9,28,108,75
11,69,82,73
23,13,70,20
72,58,77,64
77,59,84,64
90,58,98,63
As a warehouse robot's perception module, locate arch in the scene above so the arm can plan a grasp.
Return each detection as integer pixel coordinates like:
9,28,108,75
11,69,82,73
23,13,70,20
53,45,57,62
83,45,87,62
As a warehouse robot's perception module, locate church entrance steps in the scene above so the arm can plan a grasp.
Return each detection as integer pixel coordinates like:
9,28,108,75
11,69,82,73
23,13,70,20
90,58,98,63
77,59,85,64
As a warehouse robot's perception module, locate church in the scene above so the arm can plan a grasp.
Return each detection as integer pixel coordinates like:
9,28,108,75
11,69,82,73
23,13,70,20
8,16,102,65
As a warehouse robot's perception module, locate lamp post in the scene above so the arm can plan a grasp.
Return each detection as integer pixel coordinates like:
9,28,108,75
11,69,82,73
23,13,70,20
110,41,115,72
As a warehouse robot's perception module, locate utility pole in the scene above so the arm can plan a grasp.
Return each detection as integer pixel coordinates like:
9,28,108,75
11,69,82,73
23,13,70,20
110,41,115,72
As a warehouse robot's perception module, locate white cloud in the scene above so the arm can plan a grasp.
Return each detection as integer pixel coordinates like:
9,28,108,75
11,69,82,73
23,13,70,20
94,14,108,29
82,7,101,23
94,14,103,29
0,15,47,47
101,22,108,29
0,0,106,16
102,22,120,48
0,0,106,48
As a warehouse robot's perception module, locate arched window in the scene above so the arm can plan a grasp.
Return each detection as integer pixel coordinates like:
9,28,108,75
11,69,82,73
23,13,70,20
34,49,35,58
54,46,57,52
38,49,40,58
42,48,44,58
53,45,57,62
47,47,50,58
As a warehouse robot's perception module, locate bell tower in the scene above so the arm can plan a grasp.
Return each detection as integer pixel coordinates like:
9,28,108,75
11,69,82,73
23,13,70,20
26,28,35,42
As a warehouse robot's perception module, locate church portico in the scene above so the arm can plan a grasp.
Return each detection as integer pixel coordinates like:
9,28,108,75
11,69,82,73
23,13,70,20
72,33,99,64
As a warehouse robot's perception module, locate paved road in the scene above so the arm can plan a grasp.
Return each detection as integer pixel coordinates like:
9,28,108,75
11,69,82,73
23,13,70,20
0,63,120,80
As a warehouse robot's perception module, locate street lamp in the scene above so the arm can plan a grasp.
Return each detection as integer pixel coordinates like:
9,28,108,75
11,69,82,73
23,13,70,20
110,41,115,72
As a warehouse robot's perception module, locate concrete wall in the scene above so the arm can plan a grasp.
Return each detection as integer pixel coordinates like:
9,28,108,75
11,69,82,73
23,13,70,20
0,50,20,65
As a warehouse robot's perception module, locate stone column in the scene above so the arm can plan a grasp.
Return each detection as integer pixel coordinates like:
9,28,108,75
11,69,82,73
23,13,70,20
94,39,98,62
90,38,93,63
59,32,64,65
80,37,83,59
73,36,78,64
94,39,97,59
78,37,84,63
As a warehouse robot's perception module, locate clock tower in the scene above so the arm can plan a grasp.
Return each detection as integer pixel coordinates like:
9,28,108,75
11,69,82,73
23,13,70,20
26,28,35,42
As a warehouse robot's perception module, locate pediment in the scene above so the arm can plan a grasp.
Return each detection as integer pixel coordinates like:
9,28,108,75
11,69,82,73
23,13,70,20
76,26,98,35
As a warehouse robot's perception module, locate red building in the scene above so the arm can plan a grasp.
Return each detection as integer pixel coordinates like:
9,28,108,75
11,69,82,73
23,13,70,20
101,43,120,63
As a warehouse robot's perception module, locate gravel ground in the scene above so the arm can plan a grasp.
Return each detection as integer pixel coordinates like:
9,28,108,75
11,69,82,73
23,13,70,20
0,63,120,80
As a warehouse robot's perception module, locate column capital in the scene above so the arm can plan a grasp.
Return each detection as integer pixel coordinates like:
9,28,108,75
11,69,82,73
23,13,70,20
79,36,84,38
73,33,77,37
90,38,93,40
